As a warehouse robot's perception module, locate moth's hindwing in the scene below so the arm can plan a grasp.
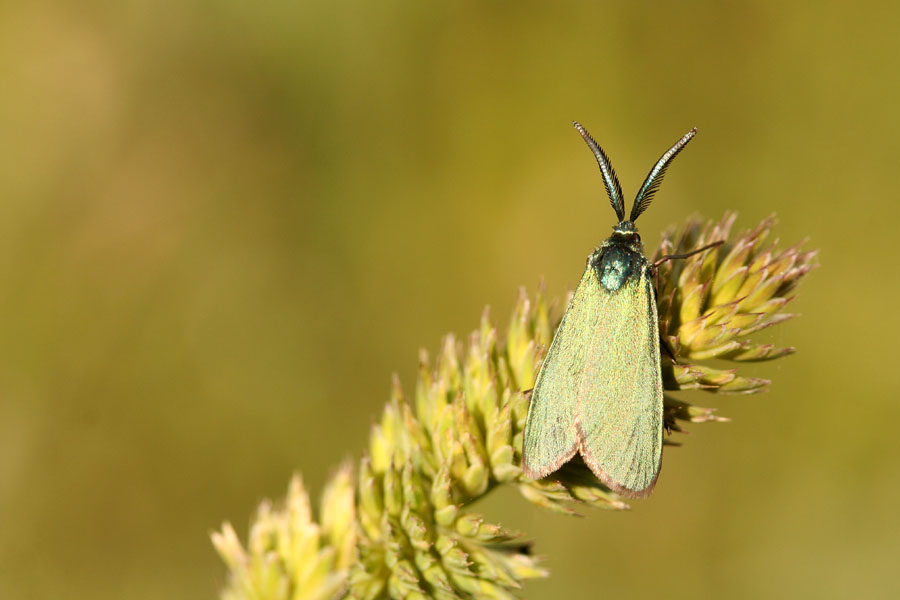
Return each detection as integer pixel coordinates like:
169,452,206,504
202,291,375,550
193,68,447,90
522,266,597,479
576,261,663,497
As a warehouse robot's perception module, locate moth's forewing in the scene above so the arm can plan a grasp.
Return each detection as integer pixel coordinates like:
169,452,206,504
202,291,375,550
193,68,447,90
522,267,596,479
576,262,663,497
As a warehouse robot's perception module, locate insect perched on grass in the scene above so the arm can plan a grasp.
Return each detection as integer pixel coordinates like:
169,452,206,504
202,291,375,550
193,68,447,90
522,121,721,497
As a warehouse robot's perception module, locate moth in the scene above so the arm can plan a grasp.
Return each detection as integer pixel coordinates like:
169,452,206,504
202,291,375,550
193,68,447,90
522,121,719,497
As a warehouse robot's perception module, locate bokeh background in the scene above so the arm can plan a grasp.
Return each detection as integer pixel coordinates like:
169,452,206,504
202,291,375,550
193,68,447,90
2,1,898,598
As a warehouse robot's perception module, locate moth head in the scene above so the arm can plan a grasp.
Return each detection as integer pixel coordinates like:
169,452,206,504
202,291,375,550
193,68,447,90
611,220,642,251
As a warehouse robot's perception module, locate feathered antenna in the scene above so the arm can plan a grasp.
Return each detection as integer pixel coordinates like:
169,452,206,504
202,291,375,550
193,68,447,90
573,121,625,223
631,128,697,222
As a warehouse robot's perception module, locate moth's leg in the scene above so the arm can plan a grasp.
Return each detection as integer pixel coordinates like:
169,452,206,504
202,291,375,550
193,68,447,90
653,262,662,297
650,264,678,365
651,240,723,269
660,336,678,365
650,241,724,364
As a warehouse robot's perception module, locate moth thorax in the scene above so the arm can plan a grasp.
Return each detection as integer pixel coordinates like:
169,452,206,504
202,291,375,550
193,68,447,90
596,244,642,292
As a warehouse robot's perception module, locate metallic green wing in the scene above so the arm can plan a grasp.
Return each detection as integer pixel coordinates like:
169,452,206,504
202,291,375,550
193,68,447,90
576,264,663,497
522,265,598,479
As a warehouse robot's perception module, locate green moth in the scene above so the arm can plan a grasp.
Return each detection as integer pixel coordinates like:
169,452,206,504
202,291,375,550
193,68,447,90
523,121,718,498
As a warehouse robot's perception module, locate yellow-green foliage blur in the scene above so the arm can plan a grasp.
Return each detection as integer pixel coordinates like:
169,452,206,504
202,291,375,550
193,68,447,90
1,2,897,599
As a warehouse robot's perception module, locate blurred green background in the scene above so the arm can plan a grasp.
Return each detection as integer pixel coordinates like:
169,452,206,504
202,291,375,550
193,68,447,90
1,1,898,598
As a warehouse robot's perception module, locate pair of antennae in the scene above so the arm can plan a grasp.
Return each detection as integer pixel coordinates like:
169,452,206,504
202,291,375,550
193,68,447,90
573,121,697,224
